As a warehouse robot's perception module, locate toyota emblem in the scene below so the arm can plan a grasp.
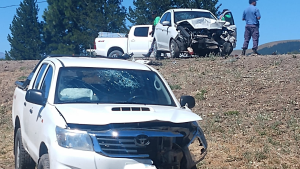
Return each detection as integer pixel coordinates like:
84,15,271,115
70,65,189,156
134,135,150,146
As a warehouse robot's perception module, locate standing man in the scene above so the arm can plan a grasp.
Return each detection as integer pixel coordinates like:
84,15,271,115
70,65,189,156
242,0,261,55
142,11,160,57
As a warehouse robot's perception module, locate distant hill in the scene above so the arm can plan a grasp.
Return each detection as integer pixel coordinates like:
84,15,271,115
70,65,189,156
257,40,300,55
232,40,300,55
0,52,4,59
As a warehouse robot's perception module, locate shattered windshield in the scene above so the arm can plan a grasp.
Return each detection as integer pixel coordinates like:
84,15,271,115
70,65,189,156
174,11,216,23
54,67,176,106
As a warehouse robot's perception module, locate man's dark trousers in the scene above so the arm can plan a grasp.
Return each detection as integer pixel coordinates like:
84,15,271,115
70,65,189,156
242,25,259,50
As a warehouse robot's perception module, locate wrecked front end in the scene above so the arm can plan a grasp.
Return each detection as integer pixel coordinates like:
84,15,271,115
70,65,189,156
176,18,236,56
69,121,207,169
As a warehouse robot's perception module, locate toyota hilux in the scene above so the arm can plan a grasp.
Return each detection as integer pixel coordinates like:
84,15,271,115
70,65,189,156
12,56,207,169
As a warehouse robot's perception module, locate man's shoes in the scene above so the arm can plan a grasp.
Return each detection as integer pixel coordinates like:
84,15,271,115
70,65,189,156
142,53,151,57
241,49,246,56
252,49,260,55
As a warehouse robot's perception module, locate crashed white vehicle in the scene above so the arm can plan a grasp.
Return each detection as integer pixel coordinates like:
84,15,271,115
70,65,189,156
154,9,237,57
12,56,207,169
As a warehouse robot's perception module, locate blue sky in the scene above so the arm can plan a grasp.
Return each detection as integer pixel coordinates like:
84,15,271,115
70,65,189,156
0,0,299,54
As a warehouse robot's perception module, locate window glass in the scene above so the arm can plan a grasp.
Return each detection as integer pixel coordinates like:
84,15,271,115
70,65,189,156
55,67,176,106
133,27,149,37
174,11,216,23
159,13,168,24
33,64,48,89
40,66,53,99
223,12,235,25
165,13,171,22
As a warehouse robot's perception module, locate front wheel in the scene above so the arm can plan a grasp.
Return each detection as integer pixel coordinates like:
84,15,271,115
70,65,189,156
37,154,50,169
222,42,233,56
108,50,123,58
170,39,180,58
15,128,35,169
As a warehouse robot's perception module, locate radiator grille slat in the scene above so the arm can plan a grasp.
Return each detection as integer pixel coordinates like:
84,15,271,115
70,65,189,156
96,136,149,156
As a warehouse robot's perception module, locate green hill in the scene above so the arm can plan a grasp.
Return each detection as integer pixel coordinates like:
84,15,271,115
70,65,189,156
232,40,300,55
257,40,300,55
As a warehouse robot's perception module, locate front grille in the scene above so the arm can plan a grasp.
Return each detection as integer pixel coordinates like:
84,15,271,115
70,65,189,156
96,136,150,156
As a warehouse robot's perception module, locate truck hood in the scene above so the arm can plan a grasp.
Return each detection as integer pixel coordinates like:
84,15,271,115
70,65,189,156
177,18,225,30
55,104,202,125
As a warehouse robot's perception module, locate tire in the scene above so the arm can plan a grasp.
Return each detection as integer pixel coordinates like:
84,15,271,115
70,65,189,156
222,42,233,56
108,50,123,58
14,128,35,169
170,39,180,58
37,154,50,169
153,41,161,60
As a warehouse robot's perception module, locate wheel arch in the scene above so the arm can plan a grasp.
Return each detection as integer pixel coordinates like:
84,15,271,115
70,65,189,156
107,47,124,57
39,142,48,159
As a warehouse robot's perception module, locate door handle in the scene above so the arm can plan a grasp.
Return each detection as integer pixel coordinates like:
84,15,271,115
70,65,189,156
24,102,26,106
30,109,33,114
131,39,135,42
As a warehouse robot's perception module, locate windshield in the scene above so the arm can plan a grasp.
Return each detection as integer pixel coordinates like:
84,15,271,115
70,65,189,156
55,67,176,106
174,11,216,23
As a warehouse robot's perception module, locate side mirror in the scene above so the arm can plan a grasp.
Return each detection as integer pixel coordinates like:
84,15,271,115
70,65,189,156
180,96,195,109
224,22,230,26
162,21,171,26
25,89,46,106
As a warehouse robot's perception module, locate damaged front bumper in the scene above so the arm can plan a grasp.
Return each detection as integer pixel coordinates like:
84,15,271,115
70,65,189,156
68,121,207,169
176,18,236,55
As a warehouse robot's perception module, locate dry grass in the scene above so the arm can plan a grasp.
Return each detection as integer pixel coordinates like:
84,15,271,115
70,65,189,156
0,55,300,168
154,54,300,168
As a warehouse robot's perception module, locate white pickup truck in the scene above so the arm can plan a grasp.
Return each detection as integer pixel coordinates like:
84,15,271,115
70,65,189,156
94,25,153,57
12,56,207,169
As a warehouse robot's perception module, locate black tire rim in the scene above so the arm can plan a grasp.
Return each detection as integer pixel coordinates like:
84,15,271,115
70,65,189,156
170,42,175,57
110,53,119,58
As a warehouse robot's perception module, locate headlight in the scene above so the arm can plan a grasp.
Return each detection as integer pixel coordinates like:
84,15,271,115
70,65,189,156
56,126,93,151
188,136,206,163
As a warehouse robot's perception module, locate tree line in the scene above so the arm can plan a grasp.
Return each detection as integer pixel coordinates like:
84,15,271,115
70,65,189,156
5,0,221,60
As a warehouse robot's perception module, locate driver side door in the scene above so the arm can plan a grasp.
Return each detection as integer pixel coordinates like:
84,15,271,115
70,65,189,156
223,11,237,48
159,12,172,50
155,12,168,50
23,64,54,160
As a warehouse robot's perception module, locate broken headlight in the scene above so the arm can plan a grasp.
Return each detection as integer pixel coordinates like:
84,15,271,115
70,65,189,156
187,121,207,163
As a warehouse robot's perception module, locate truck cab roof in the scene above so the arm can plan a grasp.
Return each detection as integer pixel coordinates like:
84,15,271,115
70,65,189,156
46,56,151,71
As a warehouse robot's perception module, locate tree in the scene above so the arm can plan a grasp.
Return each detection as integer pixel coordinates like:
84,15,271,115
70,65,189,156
5,0,42,60
127,0,221,25
43,0,127,55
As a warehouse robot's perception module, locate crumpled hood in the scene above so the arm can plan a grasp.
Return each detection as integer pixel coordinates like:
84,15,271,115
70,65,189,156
178,18,226,29
55,104,202,125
